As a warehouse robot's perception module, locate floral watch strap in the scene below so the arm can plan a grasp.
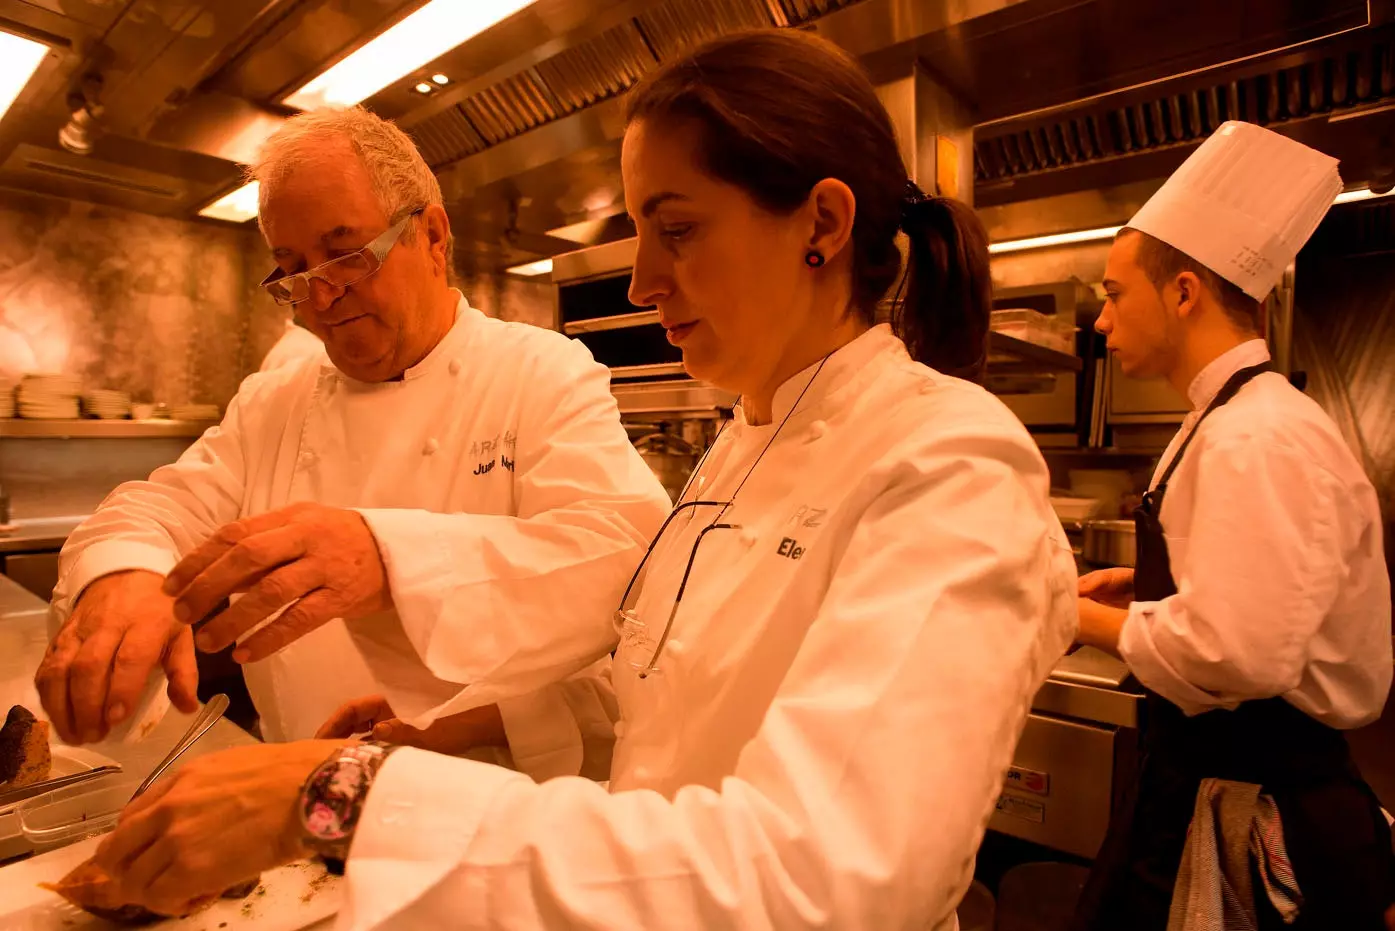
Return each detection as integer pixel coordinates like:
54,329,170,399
299,740,398,863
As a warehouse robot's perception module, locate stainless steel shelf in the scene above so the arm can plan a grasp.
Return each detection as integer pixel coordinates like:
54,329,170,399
562,310,661,336
610,362,687,380
0,419,218,438
988,331,1083,373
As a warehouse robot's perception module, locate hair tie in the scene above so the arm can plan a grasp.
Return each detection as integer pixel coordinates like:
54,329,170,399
901,180,934,227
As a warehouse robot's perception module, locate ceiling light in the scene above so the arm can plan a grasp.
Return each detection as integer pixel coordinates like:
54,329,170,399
0,30,48,124
507,258,554,277
432,73,450,85
414,82,433,94
283,0,533,110
546,217,612,244
199,181,260,223
1333,186,1395,204
989,187,1391,256
988,226,1123,255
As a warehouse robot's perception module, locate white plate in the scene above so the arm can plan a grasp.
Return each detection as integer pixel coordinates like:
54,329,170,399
0,836,340,931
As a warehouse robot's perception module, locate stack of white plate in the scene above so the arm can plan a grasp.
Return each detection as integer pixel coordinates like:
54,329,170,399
169,403,221,422
17,373,82,420
0,381,15,418
81,388,132,420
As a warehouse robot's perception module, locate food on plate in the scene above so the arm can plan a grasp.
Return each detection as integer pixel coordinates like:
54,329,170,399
41,858,262,924
0,704,51,789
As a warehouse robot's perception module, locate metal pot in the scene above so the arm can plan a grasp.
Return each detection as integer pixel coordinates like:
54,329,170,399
1082,519,1136,567
633,432,698,502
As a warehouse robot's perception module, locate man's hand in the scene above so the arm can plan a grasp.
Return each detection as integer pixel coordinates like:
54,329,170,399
1078,567,1135,609
316,694,507,755
35,571,199,745
162,503,391,664
93,741,342,918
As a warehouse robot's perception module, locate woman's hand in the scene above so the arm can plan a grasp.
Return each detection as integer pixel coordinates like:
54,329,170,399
317,694,507,755
92,741,346,917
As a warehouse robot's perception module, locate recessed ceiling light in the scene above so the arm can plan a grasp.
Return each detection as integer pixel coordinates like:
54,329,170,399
432,73,450,85
283,0,533,110
0,29,48,124
199,181,260,223
506,258,554,277
414,82,433,94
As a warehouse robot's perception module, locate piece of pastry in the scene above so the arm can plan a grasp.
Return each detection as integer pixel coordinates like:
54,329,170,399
41,858,261,925
0,704,51,789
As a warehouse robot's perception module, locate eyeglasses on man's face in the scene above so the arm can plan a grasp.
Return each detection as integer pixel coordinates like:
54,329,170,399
260,208,424,306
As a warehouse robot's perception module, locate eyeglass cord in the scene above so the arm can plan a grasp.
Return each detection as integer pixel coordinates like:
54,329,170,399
621,350,837,677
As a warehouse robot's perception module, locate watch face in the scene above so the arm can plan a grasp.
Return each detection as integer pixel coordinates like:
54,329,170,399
302,757,371,843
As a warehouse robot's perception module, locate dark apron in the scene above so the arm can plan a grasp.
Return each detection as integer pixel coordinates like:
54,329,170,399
1071,363,1395,931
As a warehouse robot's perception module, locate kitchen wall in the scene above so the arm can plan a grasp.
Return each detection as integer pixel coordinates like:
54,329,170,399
0,189,557,521
0,189,274,406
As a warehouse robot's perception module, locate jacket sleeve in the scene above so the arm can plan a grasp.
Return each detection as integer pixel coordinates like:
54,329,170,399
494,659,619,783
1118,437,1379,724
50,386,255,624
353,338,671,723
338,430,1078,931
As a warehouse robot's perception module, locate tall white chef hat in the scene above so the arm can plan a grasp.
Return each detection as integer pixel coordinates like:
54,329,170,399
1127,120,1342,299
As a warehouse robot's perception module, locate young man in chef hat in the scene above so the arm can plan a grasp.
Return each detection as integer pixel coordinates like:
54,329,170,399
1072,121,1394,930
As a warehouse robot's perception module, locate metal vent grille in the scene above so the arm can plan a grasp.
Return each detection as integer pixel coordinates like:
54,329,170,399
461,69,564,145
975,36,1395,182
636,0,780,62
411,106,490,164
536,22,657,112
408,0,861,169
771,0,867,26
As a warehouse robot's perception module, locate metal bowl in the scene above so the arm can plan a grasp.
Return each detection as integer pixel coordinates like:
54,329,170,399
1082,519,1136,567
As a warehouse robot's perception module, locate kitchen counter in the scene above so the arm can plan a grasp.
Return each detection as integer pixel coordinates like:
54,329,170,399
0,516,86,555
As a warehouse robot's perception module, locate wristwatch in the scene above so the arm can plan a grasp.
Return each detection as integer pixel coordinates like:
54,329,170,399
299,741,398,863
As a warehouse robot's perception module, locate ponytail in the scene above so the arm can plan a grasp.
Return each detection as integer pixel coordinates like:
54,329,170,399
893,184,992,382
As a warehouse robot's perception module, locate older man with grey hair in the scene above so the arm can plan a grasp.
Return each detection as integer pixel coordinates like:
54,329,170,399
37,107,670,764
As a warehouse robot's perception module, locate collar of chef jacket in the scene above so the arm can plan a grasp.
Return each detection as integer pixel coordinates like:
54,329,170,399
1186,338,1271,411
317,290,474,384
730,324,907,431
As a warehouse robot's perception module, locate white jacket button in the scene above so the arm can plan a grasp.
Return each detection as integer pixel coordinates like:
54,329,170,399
739,528,757,546
613,720,628,738
448,359,462,376
666,639,686,657
632,766,651,783
423,438,440,455
807,420,828,442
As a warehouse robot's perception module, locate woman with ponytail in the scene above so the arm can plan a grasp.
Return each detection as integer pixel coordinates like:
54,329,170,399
91,29,1076,931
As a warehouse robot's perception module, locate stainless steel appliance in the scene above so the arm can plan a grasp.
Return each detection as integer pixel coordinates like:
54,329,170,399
552,238,735,491
994,647,1142,859
1081,519,1137,568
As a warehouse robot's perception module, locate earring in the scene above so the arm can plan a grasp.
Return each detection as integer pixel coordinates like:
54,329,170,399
804,251,825,268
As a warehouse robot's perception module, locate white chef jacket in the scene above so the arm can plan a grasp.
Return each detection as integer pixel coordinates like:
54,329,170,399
340,324,1079,931
50,293,671,743
258,319,325,372
1119,338,1392,727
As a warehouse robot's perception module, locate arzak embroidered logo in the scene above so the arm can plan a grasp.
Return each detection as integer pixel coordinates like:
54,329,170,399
787,505,827,529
